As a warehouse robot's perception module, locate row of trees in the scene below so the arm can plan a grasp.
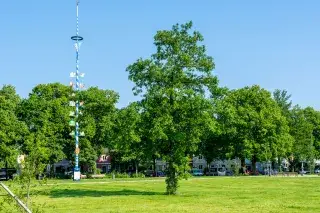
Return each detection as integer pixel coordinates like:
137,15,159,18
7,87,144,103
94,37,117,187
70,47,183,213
1,21,319,194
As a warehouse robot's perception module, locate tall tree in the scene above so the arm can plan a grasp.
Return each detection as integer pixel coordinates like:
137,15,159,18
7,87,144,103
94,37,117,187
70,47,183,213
77,87,119,172
112,102,143,174
288,106,316,171
273,89,292,117
303,107,320,160
80,87,119,149
18,83,72,172
199,121,226,169
199,88,229,169
127,21,218,194
0,85,28,179
217,85,292,174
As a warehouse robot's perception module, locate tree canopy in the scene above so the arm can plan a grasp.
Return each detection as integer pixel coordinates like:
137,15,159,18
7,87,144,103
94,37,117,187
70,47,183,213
217,85,292,173
127,21,218,194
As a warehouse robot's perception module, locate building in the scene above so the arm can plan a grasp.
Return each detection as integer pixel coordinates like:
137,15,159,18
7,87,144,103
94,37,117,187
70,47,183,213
96,154,111,173
192,155,206,170
50,159,73,174
49,154,320,176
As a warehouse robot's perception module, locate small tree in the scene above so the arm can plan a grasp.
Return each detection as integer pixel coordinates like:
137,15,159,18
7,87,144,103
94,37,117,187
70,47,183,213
19,133,49,208
0,133,49,213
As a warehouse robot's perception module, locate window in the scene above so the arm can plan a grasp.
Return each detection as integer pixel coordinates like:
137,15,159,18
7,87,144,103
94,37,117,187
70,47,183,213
198,155,203,160
199,165,203,169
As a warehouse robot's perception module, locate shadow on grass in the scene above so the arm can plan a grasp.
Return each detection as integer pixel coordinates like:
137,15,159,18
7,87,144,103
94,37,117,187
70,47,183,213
47,189,164,198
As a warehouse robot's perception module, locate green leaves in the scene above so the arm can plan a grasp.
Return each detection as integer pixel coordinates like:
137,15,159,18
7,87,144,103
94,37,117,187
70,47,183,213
127,21,218,194
19,83,72,165
79,87,119,150
289,106,317,163
0,85,28,166
127,21,217,97
217,85,292,167
112,102,143,162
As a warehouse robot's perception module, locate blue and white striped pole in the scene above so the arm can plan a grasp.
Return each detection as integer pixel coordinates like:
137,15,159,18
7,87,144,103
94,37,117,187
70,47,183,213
75,0,80,176
70,0,84,181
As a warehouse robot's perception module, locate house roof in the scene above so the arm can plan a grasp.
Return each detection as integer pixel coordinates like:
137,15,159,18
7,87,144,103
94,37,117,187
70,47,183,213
96,155,111,164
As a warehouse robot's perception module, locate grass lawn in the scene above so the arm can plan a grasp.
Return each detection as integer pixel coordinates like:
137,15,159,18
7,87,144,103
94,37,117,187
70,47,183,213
1,176,319,213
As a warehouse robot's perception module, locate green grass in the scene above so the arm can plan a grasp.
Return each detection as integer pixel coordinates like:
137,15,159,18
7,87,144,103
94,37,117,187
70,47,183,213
1,176,320,213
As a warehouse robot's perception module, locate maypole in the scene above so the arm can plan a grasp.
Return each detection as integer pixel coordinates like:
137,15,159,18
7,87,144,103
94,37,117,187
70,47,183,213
69,0,85,181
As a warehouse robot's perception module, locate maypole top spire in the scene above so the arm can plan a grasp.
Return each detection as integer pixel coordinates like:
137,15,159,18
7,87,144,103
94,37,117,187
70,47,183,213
71,0,83,42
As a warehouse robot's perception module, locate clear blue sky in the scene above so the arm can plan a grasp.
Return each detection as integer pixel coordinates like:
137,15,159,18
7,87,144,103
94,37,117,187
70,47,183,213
1,1,319,109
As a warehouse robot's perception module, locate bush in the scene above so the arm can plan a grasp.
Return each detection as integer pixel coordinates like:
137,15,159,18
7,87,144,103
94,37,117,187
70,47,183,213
55,173,69,179
131,172,145,178
86,172,93,179
116,172,130,178
105,172,129,179
231,163,240,176
105,173,112,178
105,172,146,179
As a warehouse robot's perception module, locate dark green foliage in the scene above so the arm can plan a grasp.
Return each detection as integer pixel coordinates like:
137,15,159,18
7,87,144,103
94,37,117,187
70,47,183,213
127,21,218,194
0,85,28,168
217,85,292,173
18,83,72,168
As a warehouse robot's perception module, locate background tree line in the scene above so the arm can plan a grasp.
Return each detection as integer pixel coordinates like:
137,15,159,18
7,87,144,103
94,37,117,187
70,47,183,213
1,21,319,194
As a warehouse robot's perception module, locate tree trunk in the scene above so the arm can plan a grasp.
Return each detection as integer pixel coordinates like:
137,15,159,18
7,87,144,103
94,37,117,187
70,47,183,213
240,157,246,174
135,160,138,175
166,160,178,195
153,156,156,176
26,177,31,208
290,160,294,172
252,155,257,175
272,160,276,171
5,160,8,181
278,157,281,172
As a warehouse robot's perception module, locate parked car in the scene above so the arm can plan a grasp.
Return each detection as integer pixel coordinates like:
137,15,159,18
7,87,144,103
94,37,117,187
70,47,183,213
144,170,156,177
248,170,260,175
191,169,204,176
206,168,217,176
315,169,320,174
0,168,17,180
156,171,165,177
299,170,307,175
143,170,165,177
226,170,233,176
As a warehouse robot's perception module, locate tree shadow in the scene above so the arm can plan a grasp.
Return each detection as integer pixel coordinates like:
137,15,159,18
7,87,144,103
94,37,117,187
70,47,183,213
47,189,164,198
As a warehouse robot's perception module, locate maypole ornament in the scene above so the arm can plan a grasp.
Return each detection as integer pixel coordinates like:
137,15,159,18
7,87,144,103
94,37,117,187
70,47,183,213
69,0,86,181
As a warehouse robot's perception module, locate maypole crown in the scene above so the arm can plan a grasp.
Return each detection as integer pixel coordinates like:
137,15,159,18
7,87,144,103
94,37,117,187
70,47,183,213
71,36,83,41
